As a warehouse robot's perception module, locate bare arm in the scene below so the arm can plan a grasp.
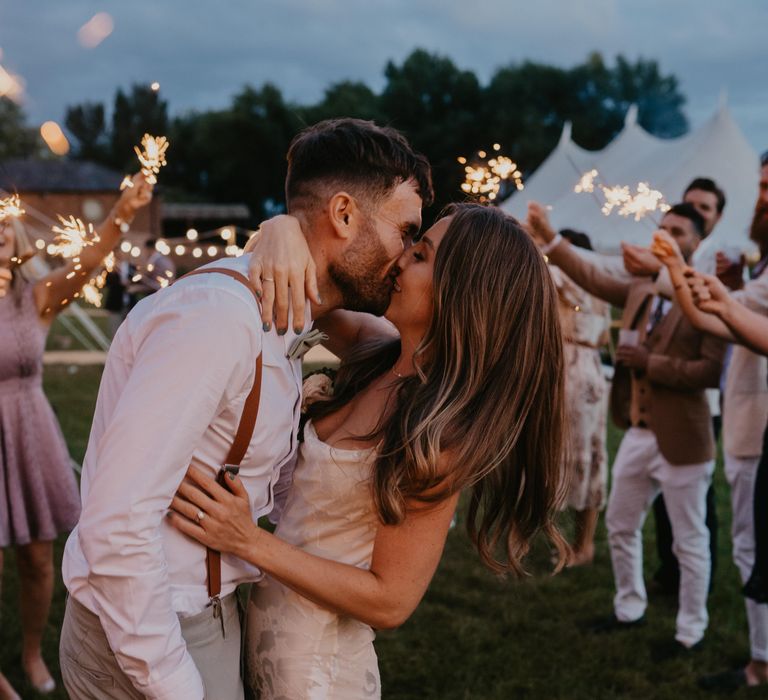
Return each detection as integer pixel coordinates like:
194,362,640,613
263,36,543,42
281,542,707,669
245,215,320,334
651,230,737,341
686,271,768,355
526,202,630,308
33,173,153,321
313,310,399,360
717,297,768,356
171,466,458,630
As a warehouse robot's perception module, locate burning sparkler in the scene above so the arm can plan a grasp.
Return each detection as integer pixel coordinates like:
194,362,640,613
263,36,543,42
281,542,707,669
574,169,670,222
0,194,25,221
134,134,169,185
574,169,598,194
458,144,524,203
120,134,170,190
50,215,100,259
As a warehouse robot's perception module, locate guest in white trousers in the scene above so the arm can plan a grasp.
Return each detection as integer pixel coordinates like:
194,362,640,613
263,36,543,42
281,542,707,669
527,201,727,650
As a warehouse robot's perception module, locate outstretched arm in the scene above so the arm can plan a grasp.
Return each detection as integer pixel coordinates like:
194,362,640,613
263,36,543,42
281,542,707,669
651,230,737,341
247,215,397,357
687,271,768,355
526,202,630,308
34,173,153,320
170,466,458,630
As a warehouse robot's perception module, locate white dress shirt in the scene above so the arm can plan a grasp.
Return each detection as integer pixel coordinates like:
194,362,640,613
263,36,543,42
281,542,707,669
62,255,306,700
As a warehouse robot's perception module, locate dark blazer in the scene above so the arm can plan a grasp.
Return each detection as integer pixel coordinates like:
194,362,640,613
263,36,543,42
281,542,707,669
548,240,727,465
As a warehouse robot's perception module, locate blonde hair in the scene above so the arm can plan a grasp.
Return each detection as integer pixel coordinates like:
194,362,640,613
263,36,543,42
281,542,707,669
7,218,48,305
312,204,569,575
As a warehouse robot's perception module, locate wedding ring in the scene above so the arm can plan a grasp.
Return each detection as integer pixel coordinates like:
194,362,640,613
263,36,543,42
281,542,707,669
262,277,275,282
196,510,205,523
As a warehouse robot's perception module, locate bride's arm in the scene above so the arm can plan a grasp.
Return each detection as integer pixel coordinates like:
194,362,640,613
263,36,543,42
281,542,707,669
247,215,398,358
170,466,458,630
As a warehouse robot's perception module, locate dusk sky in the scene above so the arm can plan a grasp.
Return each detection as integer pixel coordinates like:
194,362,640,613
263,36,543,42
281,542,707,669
1,0,765,151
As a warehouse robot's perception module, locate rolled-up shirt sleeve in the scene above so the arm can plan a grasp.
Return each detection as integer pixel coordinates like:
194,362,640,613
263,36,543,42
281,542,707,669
77,286,260,700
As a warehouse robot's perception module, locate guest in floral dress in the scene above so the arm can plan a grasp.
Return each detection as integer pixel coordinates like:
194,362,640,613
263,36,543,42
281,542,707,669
552,229,612,566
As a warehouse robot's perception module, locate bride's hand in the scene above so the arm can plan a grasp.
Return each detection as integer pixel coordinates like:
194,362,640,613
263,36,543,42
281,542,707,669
247,215,320,335
168,465,262,560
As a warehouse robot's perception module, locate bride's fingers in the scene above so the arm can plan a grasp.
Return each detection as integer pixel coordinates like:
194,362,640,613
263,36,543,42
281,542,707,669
170,494,207,523
247,257,264,300
166,508,211,544
185,465,234,502
291,268,307,334
273,264,290,335
306,258,321,306
260,265,276,332
243,231,260,254
177,479,223,514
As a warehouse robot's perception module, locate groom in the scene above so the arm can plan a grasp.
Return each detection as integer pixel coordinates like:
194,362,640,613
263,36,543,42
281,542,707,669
59,118,433,700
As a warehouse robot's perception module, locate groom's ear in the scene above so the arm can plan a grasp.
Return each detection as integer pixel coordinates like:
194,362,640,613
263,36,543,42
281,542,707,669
327,191,360,240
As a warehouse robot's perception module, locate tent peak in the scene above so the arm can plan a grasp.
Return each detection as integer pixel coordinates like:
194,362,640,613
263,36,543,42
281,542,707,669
718,88,729,112
624,104,638,127
558,120,572,146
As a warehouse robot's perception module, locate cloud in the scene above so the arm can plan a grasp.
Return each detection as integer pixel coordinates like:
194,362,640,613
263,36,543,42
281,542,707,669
0,0,764,148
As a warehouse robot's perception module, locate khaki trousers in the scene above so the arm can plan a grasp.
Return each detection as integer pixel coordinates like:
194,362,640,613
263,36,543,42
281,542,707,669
60,594,244,700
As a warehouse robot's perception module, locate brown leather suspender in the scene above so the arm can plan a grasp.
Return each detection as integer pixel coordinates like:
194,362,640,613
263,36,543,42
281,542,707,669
180,267,263,617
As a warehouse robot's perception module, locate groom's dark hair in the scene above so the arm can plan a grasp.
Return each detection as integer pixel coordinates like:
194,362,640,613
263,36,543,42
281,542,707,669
285,118,434,211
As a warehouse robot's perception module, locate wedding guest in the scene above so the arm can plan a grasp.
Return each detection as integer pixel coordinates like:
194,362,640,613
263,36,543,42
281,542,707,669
552,229,611,566
623,177,726,596
527,201,727,652
652,150,768,690
0,173,152,700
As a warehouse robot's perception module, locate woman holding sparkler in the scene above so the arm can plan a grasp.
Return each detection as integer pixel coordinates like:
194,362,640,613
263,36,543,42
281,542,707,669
0,173,152,699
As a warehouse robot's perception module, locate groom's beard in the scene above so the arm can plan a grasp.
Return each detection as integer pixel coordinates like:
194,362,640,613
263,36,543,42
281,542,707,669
328,217,394,316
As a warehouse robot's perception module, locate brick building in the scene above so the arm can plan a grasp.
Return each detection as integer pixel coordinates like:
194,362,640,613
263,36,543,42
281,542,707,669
0,158,161,246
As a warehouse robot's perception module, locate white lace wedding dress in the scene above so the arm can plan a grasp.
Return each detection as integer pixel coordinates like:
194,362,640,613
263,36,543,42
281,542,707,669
246,421,381,699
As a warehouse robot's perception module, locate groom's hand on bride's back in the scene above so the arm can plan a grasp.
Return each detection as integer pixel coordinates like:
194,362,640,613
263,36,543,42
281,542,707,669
246,215,320,335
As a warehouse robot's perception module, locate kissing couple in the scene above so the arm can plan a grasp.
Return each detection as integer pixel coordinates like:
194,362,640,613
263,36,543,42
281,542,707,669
60,118,569,699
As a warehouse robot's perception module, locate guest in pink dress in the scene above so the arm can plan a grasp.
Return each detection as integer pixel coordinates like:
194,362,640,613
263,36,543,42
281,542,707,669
0,174,152,699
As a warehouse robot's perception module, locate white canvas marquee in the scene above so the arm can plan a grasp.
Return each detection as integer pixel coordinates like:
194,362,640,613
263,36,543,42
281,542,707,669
502,101,761,255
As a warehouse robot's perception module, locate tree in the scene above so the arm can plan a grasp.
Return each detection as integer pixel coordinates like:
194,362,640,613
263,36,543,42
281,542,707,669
167,83,301,220
484,52,688,181
65,102,108,161
301,81,383,124
380,49,486,214
0,97,38,160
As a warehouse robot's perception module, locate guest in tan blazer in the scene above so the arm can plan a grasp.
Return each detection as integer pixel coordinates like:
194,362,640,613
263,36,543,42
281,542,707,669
527,201,727,652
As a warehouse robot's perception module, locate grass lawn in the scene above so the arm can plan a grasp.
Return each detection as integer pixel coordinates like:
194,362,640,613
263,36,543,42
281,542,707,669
1,363,766,698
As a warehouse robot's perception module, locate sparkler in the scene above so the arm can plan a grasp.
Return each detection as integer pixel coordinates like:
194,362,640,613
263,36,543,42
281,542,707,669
134,134,169,185
573,169,670,222
0,194,25,221
50,215,100,259
458,145,524,203
120,134,170,190
574,169,598,194
0,196,34,269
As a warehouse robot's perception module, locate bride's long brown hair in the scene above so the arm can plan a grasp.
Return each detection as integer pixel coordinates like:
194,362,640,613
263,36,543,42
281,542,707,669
310,204,569,574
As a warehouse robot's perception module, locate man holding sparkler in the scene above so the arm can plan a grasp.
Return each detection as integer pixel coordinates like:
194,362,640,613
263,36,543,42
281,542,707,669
526,201,727,653
59,118,432,700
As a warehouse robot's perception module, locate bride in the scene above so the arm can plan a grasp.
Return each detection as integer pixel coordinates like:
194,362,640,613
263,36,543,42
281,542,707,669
169,203,569,698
